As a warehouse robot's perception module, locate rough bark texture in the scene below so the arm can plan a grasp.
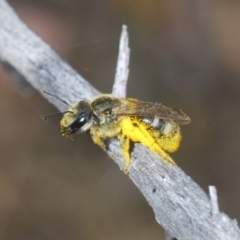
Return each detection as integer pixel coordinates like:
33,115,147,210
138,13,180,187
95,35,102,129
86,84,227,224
0,0,239,239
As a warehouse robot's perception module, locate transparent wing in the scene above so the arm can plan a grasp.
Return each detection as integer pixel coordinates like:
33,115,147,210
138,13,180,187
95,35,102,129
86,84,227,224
114,98,191,125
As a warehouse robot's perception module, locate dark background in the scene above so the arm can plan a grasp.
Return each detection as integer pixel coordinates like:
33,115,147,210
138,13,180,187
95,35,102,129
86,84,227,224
1,0,240,239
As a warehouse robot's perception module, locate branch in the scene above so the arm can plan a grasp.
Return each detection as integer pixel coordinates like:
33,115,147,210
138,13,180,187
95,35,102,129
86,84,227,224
112,25,130,98
209,186,220,216
0,1,239,239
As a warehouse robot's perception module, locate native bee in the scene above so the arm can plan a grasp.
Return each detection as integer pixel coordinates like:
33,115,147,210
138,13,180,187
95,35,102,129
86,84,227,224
44,92,190,173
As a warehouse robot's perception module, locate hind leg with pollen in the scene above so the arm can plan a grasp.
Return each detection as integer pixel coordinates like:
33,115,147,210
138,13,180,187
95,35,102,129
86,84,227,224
119,117,176,172
118,135,132,173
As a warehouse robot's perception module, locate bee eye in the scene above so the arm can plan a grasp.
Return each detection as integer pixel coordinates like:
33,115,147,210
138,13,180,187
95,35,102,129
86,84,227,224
68,101,92,134
79,116,86,123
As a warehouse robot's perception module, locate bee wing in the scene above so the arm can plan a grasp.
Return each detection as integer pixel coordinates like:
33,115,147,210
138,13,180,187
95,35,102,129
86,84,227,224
114,98,191,125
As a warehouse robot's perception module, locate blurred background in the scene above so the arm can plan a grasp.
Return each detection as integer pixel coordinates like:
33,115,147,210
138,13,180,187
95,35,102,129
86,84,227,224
1,0,240,239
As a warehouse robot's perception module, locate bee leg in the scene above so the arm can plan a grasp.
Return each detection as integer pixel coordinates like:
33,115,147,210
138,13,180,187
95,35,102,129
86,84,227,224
119,135,132,174
91,132,106,149
153,147,176,166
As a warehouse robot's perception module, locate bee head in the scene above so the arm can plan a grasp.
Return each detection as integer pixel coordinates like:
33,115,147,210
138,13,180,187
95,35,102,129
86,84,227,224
43,91,93,138
60,101,93,137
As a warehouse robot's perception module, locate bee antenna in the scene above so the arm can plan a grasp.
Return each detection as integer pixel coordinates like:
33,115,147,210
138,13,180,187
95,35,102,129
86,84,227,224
43,90,70,107
43,111,73,120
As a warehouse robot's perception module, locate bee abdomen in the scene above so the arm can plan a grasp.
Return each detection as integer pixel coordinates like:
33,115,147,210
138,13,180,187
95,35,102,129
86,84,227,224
143,117,163,129
162,122,174,135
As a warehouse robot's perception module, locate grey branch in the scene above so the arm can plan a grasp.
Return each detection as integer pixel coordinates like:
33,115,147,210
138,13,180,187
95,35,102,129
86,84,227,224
112,25,130,98
209,186,220,216
0,0,239,239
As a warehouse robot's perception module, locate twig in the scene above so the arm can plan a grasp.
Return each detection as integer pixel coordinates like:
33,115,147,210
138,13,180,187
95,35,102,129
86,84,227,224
209,186,220,216
0,1,239,239
112,25,130,98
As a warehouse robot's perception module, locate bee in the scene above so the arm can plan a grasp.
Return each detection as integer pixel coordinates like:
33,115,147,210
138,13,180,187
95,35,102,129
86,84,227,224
44,92,190,173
